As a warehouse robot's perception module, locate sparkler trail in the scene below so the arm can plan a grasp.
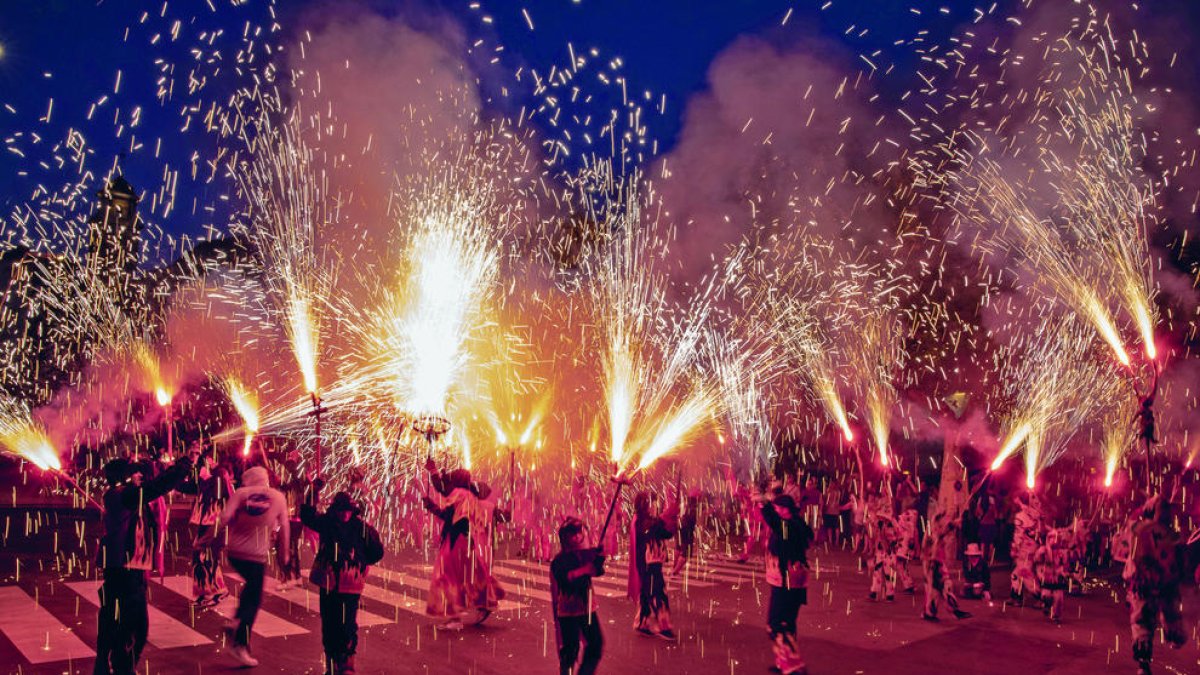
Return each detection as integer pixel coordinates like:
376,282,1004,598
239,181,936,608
386,179,500,418
230,108,332,402
991,314,1124,488
0,397,60,471
704,327,779,475
583,166,734,474
224,376,261,455
919,20,1165,376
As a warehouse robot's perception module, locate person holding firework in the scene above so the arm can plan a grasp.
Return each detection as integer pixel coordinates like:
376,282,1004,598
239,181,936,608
630,489,679,640
550,516,606,675
94,445,198,675
302,491,385,675
759,493,814,675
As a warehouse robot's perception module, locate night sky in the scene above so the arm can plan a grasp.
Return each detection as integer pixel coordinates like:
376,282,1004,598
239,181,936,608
0,0,1017,245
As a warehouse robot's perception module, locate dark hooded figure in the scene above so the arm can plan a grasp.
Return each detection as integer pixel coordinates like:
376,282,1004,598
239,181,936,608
94,449,195,675
1123,494,1186,675
761,493,814,675
550,516,606,675
630,490,678,640
302,491,385,675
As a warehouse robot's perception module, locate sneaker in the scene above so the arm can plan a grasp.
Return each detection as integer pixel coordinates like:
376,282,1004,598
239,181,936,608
193,595,210,607
442,619,464,632
886,595,895,602
472,608,492,626
635,626,656,638
921,612,939,622
903,587,916,595
658,628,678,642
868,592,877,601
953,609,972,620
229,643,259,667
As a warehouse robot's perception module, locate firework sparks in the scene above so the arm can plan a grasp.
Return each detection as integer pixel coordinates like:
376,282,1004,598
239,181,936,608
635,390,715,471
0,414,60,471
224,377,261,456
990,315,1123,486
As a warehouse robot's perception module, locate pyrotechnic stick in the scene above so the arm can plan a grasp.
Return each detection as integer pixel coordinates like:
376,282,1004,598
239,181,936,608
508,447,516,499
51,469,102,512
308,392,325,478
598,473,634,548
164,399,173,458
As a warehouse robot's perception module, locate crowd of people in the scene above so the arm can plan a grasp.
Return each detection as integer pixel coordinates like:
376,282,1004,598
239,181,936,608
83,433,1200,675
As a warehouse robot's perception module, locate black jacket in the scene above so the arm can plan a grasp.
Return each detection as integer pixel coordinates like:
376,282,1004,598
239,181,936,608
97,457,192,570
300,504,384,593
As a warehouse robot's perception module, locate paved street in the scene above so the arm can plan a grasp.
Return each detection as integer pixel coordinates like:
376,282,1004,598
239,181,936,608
2,522,1198,674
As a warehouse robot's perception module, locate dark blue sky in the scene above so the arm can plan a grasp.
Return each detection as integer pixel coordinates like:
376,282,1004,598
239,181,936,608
0,0,1139,244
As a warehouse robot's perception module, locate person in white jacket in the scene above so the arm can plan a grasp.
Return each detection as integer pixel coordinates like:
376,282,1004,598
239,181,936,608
216,465,289,667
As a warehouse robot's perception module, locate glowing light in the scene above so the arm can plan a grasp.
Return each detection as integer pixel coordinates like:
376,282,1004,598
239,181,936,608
816,378,854,443
288,293,320,395
1101,412,1135,489
991,422,1031,471
866,390,891,467
224,379,260,458
134,343,173,405
1080,289,1130,367
0,424,60,471
605,340,637,465
225,379,260,433
1023,430,1042,490
375,199,498,420
635,391,713,471
0,402,60,471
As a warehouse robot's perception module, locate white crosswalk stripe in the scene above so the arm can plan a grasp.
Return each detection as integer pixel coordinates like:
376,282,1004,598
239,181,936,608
0,586,95,664
301,568,430,618
489,561,621,599
366,566,527,612
0,552,761,666
395,556,755,608
66,580,211,649
223,572,392,627
156,575,309,638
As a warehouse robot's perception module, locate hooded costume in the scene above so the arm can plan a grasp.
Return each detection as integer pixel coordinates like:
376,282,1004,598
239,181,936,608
1123,495,1186,673
302,491,384,675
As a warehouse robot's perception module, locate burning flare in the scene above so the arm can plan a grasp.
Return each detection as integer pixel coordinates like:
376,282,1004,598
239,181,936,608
225,378,261,456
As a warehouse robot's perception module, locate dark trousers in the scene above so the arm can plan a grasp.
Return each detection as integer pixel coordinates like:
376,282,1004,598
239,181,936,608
319,589,361,664
94,568,148,675
767,585,806,636
556,612,603,675
767,585,807,673
229,557,265,647
638,563,669,618
279,519,303,581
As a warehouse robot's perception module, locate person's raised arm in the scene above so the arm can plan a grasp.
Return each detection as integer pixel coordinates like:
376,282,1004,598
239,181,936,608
122,452,196,508
299,502,321,531
760,499,782,532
